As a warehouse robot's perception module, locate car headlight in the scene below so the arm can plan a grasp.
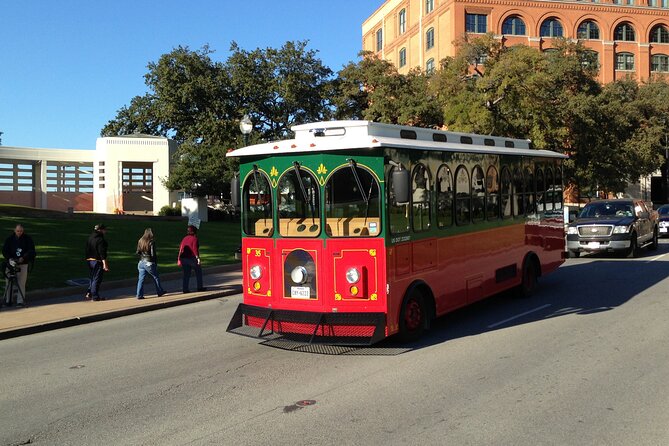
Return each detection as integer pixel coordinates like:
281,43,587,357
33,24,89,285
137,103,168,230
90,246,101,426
290,266,308,284
249,265,262,280
567,227,578,235
612,225,631,234
346,267,360,284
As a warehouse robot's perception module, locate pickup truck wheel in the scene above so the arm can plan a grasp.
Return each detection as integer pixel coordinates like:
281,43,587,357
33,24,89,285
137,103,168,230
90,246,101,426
569,250,580,258
649,228,659,251
627,234,639,258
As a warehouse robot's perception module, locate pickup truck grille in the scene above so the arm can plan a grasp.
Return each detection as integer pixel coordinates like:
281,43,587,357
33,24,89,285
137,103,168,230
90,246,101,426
577,225,613,237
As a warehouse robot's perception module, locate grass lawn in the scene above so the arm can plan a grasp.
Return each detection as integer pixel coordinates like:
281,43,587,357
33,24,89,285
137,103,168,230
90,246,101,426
0,206,241,291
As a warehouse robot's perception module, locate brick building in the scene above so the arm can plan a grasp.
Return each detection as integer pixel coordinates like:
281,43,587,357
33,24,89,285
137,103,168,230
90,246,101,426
363,0,669,83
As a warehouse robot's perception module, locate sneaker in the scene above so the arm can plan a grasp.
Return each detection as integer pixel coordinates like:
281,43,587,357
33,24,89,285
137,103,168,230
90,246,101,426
84,292,92,301
157,290,166,297
197,287,207,292
92,297,100,301
16,302,25,308
183,290,191,294
137,296,144,300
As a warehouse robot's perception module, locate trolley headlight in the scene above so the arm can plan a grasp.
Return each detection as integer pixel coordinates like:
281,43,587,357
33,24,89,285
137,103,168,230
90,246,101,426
345,267,360,284
613,225,631,234
567,226,578,235
249,265,263,280
290,266,308,284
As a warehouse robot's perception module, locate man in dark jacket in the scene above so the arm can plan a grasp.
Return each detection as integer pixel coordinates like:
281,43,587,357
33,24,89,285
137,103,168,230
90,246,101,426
85,224,109,301
2,223,36,307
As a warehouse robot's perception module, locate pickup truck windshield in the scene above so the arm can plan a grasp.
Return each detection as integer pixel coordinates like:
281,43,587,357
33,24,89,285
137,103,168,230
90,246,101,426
579,202,633,218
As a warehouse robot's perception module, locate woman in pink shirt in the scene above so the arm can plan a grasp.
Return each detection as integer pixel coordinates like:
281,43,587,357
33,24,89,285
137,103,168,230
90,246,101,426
177,225,205,293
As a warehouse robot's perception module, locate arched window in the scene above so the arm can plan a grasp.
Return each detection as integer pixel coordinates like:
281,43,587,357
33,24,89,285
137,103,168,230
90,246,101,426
581,50,599,70
540,18,563,37
399,48,407,68
616,52,635,70
486,165,500,220
455,165,471,225
652,54,669,72
502,16,526,35
650,25,669,43
376,28,383,51
412,164,431,232
471,165,485,222
325,165,380,237
426,27,435,50
242,168,273,237
545,167,555,211
425,0,434,14
277,166,321,237
399,9,407,34
536,168,546,213
577,20,600,39
524,167,535,214
500,167,512,219
614,22,636,41
555,168,563,210
437,164,454,228
426,58,435,74
512,168,524,216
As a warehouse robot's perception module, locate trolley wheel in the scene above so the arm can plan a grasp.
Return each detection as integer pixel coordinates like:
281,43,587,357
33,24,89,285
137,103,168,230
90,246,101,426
518,257,538,299
398,288,426,342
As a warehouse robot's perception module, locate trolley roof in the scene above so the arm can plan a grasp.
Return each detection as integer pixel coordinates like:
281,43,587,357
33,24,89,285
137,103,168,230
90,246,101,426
226,120,567,160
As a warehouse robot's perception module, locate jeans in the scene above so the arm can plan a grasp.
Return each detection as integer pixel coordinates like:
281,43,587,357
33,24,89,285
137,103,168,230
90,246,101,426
180,257,202,292
87,260,104,299
136,260,165,298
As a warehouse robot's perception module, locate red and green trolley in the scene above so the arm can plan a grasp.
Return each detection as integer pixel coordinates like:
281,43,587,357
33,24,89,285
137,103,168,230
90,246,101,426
226,120,566,345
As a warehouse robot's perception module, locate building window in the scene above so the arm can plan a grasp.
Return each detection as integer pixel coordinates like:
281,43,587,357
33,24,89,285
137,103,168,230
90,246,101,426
399,47,407,67
650,0,658,6
651,25,669,43
426,27,435,50
426,58,435,74
614,23,636,41
577,20,600,40
540,18,563,37
581,50,599,69
652,54,669,72
502,16,526,36
465,13,487,33
376,28,383,51
426,0,434,14
399,9,406,34
616,52,635,70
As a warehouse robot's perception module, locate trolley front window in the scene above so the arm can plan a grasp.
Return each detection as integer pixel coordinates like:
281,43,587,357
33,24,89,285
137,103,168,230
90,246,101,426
325,163,381,237
278,165,321,237
242,168,273,237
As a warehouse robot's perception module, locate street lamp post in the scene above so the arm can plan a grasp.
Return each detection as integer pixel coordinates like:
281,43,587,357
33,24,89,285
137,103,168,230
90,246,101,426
239,114,253,147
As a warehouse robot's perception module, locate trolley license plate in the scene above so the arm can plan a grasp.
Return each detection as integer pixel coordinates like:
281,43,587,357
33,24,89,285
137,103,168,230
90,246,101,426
291,286,311,299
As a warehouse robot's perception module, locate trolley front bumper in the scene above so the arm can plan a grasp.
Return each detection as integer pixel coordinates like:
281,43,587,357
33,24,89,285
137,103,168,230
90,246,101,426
226,303,387,346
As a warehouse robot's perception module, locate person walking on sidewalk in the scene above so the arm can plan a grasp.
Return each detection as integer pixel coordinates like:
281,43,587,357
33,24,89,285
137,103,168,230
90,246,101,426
2,223,36,307
85,224,109,301
177,225,205,293
135,228,166,300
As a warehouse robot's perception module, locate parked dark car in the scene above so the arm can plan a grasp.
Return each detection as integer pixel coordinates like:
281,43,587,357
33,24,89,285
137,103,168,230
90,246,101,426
657,204,669,237
566,199,658,258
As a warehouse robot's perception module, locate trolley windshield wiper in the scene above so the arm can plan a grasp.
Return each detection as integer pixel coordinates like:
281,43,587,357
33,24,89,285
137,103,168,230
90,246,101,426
293,162,316,222
348,159,371,222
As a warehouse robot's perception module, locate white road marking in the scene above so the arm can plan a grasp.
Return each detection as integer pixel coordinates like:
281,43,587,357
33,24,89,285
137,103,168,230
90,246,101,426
648,253,667,262
488,304,552,329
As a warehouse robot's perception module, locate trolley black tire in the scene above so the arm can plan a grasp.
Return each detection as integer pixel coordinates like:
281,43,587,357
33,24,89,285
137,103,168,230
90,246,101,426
518,257,538,299
398,288,426,342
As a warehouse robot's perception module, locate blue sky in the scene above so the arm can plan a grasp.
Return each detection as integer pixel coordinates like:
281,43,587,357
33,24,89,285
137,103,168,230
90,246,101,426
0,0,381,150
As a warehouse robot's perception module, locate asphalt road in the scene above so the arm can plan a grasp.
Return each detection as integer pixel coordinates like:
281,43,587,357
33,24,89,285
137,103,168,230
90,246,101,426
2,243,669,445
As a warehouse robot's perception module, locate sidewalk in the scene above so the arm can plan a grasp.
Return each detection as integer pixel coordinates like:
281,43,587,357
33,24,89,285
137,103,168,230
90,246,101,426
0,264,242,340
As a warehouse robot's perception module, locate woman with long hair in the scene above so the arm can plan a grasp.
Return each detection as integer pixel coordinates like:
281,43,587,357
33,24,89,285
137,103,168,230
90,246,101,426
135,228,166,299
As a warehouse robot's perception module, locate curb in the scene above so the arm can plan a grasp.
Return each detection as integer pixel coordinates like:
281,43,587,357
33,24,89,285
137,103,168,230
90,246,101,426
26,263,241,302
0,285,242,341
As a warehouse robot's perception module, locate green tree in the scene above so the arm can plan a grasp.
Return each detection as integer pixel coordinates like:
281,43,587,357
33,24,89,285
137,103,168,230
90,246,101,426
333,51,442,126
226,40,334,141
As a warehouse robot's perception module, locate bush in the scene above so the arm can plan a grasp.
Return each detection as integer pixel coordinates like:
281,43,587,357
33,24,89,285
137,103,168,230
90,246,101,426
159,205,181,216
